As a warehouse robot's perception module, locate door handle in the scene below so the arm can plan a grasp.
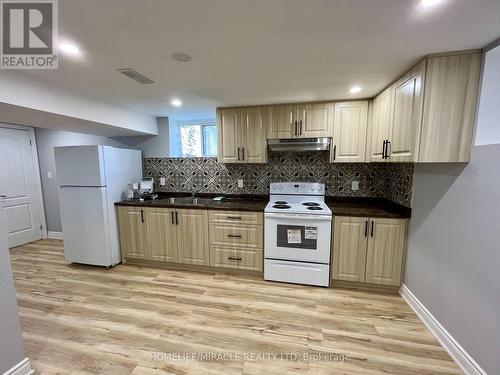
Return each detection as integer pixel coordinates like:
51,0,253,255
228,257,242,261
241,147,245,161
371,221,374,237
171,211,174,225
333,145,336,161
299,120,303,136
294,120,298,136
140,210,144,223
237,147,240,161
227,234,242,238
365,221,368,237
175,211,178,225
386,140,391,159
382,140,387,159
226,216,242,220
0,195,6,198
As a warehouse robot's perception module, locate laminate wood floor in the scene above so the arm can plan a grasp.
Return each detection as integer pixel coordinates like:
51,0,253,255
10,239,462,375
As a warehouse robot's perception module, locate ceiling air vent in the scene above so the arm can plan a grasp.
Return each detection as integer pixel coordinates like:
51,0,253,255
117,68,154,84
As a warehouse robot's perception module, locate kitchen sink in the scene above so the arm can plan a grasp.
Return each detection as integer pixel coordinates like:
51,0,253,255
163,197,213,205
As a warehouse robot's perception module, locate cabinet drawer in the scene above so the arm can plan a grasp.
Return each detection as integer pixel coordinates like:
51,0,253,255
209,246,263,271
209,223,263,249
209,210,263,226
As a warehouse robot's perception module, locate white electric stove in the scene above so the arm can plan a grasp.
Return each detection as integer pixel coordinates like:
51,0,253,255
264,182,332,287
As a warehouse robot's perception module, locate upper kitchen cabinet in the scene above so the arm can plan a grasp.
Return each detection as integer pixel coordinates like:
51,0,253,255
217,107,267,163
331,101,368,163
267,103,333,139
388,60,426,162
217,108,241,163
368,85,394,163
418,52,481,162
367,51,481,163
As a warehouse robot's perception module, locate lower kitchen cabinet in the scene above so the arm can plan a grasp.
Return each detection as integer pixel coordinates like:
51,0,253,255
145,208,177,262
117,206,147,259
176,209,209,265
208,210,264,272
117,206,209,265
332,216,407,286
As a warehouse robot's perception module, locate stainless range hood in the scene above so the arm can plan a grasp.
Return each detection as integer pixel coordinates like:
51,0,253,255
267,137,331,152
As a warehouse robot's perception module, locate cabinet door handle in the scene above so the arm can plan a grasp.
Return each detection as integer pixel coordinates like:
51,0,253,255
171,211,174,225
175,211,178,225
364,220,368,237
237,147,240,161
371,221,374,237
293,120,298,136
382,140,387,159
333,145,336,161
241,147,245,161
228,257,242,261
140,210,144,223
0,195,6,198
299,120,303,136
226,216,242,220
386,140,391,159
227,234,242,238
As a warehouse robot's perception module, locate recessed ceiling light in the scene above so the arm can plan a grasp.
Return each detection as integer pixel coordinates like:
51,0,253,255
172,52,192,63
420,0,442,7
349,86,362,94
171,99,182,107
59,42,81,55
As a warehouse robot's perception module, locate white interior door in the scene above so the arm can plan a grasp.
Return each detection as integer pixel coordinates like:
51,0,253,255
0,127,43,247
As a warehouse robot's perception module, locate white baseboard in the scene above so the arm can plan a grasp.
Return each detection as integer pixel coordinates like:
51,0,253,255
400,284,486,375
47,231,63,240
3,358,34,375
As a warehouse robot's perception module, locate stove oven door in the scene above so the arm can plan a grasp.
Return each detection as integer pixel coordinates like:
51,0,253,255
264,213,331,264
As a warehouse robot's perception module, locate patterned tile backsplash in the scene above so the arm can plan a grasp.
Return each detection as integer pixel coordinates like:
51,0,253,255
144,152,414,207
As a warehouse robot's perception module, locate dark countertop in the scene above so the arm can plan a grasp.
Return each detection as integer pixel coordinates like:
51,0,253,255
114,193,268,212
115,193,411,218
326,197,411,219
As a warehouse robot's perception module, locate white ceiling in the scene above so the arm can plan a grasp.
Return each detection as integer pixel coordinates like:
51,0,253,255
17,0,500,122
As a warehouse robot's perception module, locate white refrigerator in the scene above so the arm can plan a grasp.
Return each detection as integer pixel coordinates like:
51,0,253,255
55,145,142,267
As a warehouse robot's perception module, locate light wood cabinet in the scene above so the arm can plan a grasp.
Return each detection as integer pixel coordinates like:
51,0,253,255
267,103,332,139
217,107,267,163
217,108,240,163
145,208,177,262
389,61,426,162
117,206,209,266
208,210,263,272
365,218,407,286
332,216,368,282
332,216,407,286
176,209,209,265
240,107,267,163
299,102,333,137
331,101,369,163
418,53,481,162
267,105,297,139
368,86,394,162
117,207,147,259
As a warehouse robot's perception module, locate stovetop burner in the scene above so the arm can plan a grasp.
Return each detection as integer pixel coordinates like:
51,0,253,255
273,204,291,209
302,202,320,206
307,206,323,210
274,201,288,205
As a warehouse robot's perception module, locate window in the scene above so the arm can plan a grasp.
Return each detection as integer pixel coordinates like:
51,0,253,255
169,120,217,157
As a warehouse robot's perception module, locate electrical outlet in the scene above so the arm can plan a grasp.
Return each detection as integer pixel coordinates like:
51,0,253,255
237,179,244,188
47,171,52,179
159,177,166,186
351,181,359,191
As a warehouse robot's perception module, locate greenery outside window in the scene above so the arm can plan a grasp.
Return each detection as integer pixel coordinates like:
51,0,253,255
169,120,217,157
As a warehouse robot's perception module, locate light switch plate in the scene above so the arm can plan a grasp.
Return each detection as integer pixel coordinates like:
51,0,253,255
159,177,166,186
237,179,244,188
47,171,52,179
352,181,359,191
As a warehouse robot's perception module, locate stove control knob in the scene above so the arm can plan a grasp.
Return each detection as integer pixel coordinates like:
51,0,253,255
317,186,322,192
278,185,283,190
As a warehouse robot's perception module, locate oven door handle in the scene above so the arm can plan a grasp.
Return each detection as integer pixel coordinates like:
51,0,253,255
264,213,332,221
